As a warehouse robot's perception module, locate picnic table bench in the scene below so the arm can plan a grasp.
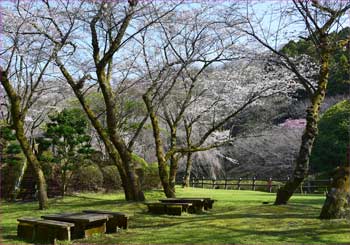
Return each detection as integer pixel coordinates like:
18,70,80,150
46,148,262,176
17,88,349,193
82,210,128,233
17,217,74,243
41,212,111,239
145,202,193,215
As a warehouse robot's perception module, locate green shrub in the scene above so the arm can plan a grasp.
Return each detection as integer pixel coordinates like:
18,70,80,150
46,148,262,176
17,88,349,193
140,162,161,190
101,165,122,191
71,164,103,191
310,100,350,174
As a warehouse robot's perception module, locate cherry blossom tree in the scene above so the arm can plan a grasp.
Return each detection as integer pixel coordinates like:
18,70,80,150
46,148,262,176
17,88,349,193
0,3,64,209
138,4,304,197
226,0,350,205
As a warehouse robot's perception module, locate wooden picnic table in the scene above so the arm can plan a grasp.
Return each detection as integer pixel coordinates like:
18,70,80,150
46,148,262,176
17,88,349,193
41,212,111,239
159,197,216,211
145,202,193,215
159,198,206,213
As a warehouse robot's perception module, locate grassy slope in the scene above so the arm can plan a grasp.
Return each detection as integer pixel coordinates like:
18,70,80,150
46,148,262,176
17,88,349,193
1,188,349,244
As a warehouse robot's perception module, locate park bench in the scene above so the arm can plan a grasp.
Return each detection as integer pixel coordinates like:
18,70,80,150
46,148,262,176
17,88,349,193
41,212,111,239
17,217,74,243
82,210,128,233
145,202,192,215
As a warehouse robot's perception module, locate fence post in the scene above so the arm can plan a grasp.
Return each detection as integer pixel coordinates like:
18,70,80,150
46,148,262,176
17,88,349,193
237,177,242,190
268,177,272,193
224,178,227,190
202,176,204,188
307,180,311,194
192,178,195,188
212,179,215,189
300,181,304,194
252,176,256,191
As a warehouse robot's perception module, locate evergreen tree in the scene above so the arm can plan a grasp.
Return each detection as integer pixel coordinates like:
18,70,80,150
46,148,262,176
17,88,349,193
38,108,94,196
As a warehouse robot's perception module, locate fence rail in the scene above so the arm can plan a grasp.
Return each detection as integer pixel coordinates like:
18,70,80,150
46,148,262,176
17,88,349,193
177,177,332,194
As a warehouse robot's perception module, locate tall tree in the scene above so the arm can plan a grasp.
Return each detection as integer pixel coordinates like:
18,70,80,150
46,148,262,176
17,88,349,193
19,0,182,201
231,0,350,205
0,4,61,208
140,6,297,197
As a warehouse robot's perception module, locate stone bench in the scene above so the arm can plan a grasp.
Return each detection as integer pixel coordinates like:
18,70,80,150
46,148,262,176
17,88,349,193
145,202,192,215
83,210,128,233
17,217,74,243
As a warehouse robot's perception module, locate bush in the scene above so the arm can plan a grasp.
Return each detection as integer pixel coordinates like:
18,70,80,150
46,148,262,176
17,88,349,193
71,164,103,191
140,162,161,190
310,100,350,174
101,165,122,191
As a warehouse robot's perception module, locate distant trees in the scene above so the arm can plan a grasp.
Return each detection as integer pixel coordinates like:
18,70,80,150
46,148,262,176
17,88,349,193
281,27,350,96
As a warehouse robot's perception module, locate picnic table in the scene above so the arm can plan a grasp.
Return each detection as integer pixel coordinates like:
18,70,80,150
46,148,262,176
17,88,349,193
159,198,216,212
159,198,205,213
145,202,193,215
41,212,111,239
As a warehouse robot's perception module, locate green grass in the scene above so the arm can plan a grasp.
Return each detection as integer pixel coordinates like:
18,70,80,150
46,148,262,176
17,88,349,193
1,188,349,244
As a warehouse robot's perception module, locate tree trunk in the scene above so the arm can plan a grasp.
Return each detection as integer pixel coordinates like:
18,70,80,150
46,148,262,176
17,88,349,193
184,152,193,187
56,63,145,201
275,36,330,205
1,71,49,210
320,166,350,219
61,169,66,197
168,155,179,196
167,128,178,197
143,94,174,198
117,149,145,201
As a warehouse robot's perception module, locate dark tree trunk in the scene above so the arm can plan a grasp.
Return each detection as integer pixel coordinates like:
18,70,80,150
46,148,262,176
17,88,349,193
118,149,145,201
320,166,350,219
275,107,318,204
275,36,330,205
184,152,193,187
168,128,178,197
168,155,179,196
143,94,175,198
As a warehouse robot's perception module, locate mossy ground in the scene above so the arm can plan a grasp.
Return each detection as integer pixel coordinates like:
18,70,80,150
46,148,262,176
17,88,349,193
1,187,349,244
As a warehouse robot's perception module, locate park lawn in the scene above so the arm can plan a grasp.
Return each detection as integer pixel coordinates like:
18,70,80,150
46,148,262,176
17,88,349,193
1,188,349,244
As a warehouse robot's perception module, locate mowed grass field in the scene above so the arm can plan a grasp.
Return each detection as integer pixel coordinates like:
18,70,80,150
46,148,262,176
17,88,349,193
1,187,349,244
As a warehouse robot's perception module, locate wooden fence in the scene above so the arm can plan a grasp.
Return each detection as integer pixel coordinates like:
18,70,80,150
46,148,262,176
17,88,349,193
178,177,332,194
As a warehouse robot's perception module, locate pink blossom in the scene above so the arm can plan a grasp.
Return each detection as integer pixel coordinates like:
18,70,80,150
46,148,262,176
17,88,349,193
279,119,306,129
